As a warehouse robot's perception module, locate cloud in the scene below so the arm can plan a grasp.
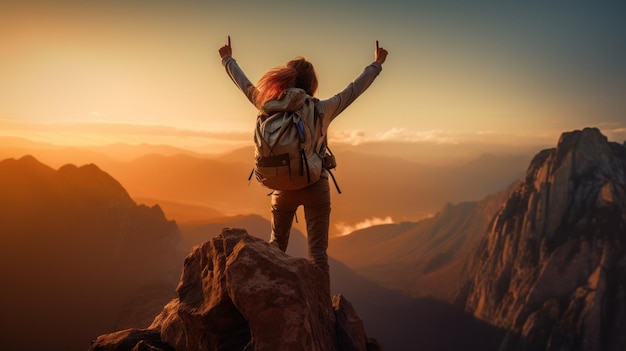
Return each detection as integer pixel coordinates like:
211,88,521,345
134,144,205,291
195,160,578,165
329,128,461,145
5,118,622,155
0,119,251,141
0,119,253,153
334,216,394,237
327,127,609,147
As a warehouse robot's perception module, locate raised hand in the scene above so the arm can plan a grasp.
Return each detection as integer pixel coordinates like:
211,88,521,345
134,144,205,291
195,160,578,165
375,40,388,64
219,35,232,59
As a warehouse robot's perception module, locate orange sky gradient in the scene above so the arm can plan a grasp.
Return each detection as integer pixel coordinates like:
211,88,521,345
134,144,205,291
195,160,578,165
1,1,625,157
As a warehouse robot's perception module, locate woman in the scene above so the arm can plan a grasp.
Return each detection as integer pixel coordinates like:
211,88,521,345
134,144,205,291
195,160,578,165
219,36,388,292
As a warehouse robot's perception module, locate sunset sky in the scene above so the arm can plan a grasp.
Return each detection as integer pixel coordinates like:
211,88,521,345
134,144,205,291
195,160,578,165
1,1,625,152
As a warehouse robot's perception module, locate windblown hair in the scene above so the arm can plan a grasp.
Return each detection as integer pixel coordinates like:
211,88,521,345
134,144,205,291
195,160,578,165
254,57,318,109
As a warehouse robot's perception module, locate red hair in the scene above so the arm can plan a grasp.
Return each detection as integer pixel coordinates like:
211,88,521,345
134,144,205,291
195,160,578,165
255,57,318,109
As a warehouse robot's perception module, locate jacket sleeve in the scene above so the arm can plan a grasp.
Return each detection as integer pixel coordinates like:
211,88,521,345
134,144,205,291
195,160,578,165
318,61,382,127
222,56,258,106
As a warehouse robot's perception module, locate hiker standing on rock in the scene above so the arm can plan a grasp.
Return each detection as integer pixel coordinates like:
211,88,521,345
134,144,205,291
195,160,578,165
219,36,388,292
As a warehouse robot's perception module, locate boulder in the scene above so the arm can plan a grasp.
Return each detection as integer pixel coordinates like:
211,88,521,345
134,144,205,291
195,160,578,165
89,228,377,351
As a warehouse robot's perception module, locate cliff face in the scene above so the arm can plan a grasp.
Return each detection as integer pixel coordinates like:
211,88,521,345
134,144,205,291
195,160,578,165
460,128,626,350
90,228,379,351
0,156,184,351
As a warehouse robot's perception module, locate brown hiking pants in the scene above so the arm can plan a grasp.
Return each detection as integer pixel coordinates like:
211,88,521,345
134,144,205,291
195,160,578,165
269,176,331,278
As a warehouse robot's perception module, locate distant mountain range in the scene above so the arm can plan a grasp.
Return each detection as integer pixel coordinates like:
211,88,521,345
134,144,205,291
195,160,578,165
0,152,506,351
2,127,623,351
0,136,533,236
329,190,510,300
0,153,442,351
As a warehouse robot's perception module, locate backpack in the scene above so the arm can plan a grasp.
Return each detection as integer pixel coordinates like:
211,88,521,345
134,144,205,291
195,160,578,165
249,88,340,192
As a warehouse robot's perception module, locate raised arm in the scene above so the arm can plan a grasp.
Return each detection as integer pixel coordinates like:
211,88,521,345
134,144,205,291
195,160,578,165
317,41,388,127
219,36,257,106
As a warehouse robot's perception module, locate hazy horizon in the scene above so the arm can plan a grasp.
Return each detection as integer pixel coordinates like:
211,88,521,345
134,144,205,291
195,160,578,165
3,123,625,163
4,126,622,239
0,137,528,238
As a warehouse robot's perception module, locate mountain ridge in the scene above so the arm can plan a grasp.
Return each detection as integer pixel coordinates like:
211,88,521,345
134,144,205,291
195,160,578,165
0,136,533,232
0,155,185,351
459,127,626,351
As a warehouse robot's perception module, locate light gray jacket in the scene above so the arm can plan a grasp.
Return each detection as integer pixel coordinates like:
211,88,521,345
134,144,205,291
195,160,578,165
221,56,382,135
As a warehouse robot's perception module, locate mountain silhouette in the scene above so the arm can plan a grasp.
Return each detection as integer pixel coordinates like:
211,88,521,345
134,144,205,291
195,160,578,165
0,155,185,351
0,137,532,235
458,128,626,350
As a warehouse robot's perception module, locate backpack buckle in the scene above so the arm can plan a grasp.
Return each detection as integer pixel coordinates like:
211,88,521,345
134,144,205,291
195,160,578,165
322,154,336,169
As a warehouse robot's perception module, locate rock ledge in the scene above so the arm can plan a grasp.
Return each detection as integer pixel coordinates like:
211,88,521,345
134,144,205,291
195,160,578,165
89,228,379,351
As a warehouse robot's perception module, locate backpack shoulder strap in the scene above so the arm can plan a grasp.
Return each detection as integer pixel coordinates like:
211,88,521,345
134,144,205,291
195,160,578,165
310,99,342,194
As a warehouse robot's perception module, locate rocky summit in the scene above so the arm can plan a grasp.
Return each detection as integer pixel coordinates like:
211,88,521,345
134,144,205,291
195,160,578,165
459,128,626,351
89,228,379,351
